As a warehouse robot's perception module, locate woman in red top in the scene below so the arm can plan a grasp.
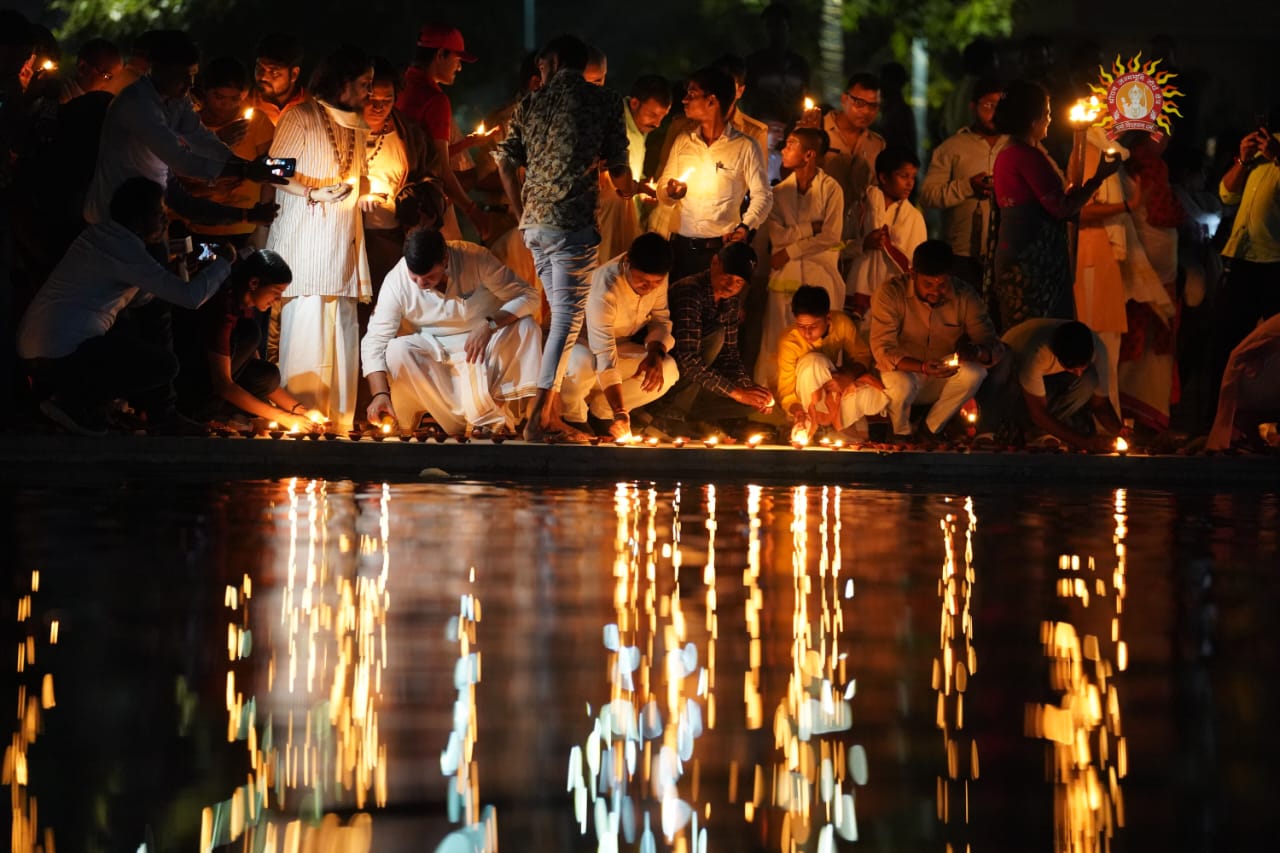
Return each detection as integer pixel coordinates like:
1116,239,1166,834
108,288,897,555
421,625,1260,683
991,81,1118,330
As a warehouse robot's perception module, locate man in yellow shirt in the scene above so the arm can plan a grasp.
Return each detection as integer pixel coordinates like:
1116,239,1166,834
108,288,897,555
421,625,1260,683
776,284,887,441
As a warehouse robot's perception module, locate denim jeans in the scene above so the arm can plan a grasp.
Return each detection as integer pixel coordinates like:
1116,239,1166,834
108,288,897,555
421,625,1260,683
523,225,600,391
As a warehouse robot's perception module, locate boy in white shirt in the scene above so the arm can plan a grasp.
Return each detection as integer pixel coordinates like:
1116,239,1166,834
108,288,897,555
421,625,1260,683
754,127,844,390
844,146,927,320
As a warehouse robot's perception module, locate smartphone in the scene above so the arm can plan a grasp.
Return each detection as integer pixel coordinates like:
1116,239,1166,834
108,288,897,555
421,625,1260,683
264,157,297,178
197,242,216,262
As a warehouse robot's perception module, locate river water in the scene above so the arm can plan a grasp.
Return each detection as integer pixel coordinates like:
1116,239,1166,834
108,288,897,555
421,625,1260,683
5,479,1278,852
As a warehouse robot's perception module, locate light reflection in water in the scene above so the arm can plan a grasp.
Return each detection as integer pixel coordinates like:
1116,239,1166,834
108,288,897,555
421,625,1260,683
572,483,717,852
935,497,979,852
1028,488,1128,853
772,486,861,852
200,478,391,851
7,569,55,853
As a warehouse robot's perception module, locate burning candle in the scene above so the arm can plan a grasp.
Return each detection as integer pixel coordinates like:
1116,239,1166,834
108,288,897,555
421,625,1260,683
803,97,815,112
1114,436,1129,456
243,107,255,121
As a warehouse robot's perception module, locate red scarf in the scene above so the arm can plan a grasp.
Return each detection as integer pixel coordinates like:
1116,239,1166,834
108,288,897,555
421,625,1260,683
1127,142,1185,229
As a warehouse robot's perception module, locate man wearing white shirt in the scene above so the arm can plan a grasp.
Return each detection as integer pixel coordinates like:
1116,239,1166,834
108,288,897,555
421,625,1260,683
918,78,1006,288
560,233,679,439
362,228,542,436
658,66,772,282
19,177,233,434
84,29,279,227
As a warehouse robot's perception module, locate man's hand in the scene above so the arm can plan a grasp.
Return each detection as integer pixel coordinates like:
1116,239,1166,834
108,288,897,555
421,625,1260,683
921,359,959,378
312,183,353,204
463,325,493,363
613,173,638,200
969,172,992,198
358,193,389,213
862,226,888,252
609,412,632,440
1257,129,1280,162
367,393,397,428
218,119,250,147
247,202,279,225
812,378,843,419
635,180,659,199
666,179,688,201
770,248,788,270
724,225,749,244
1240,131,1265,163
729,385,775,413
1091,152,1121,183
856,372,885,391
282,412,320,433
633,351,666,393
245,156,288,185
789,405,810,432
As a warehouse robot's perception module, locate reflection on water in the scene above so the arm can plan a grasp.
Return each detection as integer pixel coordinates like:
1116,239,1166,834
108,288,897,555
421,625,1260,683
5,480,1280,851
1027,490,1128,853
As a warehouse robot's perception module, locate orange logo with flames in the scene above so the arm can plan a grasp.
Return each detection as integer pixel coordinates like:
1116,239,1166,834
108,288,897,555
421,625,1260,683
1090,54,1184,140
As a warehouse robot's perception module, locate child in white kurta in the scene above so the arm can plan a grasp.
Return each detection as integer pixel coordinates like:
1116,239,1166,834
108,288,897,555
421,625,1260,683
844,148,927,323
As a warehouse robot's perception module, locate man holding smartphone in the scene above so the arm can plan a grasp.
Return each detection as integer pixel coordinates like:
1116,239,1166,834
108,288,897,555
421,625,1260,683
1215,105,1280,392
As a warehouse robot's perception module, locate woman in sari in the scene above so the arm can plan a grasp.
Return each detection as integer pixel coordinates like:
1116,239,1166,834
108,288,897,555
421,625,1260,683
990,80,1118,331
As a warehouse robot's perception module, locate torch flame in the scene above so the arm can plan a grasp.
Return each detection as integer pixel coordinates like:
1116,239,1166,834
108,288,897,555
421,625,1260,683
1069,96,1103,125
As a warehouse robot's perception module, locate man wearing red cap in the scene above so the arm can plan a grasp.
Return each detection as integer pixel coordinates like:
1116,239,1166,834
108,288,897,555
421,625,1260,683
398,24,491,240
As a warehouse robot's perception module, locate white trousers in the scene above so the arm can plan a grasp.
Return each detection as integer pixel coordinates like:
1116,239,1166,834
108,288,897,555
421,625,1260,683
881,362,987,435
793,352,889,435
278,295,360,430
560,341,681,422
384,316,542,435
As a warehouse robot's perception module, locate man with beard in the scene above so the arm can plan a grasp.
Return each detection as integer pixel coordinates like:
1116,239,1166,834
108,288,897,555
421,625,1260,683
265,45,371,429
250,33,306,126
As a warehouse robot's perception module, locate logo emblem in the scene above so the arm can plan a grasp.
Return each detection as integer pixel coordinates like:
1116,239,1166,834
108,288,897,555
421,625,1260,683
1090,54,1184,140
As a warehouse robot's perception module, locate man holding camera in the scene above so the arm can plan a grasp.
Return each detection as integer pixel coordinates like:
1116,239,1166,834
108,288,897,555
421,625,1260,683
18,177,233,435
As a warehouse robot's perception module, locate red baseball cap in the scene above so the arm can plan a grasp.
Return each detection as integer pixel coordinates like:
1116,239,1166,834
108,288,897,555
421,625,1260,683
416,25,477,62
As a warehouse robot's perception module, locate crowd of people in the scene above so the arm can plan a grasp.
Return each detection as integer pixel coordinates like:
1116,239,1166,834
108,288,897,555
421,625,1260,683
1,5,1277,452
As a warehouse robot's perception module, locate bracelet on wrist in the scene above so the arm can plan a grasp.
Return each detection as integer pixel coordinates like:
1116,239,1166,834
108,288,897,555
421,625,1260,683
371,391,389,401
613,409,629,419
290,403,305,414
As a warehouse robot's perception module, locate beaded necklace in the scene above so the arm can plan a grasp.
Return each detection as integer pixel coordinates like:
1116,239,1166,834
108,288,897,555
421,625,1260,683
319,103,357,181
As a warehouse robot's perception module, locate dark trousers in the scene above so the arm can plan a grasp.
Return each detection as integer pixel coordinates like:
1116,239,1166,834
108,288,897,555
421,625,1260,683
28,321,179,416
178,318,280,420
1213,258,1280,384
670,234,724,283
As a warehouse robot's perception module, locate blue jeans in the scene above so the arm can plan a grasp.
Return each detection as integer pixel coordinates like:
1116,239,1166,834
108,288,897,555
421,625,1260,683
523,225,600,391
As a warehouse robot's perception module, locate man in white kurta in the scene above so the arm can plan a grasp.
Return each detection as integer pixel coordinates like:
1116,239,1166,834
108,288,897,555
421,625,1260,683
756,127,844,389
560,233,679,437
361,229,541,435
267,50,374,430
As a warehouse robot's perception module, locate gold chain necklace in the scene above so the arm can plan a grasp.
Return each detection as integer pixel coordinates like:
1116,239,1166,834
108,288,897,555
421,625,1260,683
319,103,356,181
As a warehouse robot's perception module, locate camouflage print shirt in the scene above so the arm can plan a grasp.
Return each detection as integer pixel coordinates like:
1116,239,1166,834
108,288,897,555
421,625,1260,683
493,69,630,233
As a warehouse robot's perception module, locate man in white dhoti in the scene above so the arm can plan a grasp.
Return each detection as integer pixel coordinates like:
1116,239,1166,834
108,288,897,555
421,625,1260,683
361,228,542,435
560,233,679,439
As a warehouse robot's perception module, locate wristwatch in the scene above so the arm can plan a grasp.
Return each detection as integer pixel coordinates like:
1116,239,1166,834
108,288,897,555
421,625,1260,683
485,317,499,332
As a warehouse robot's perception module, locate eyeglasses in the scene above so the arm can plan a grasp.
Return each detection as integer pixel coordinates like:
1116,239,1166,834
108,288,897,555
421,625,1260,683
844,93,880,110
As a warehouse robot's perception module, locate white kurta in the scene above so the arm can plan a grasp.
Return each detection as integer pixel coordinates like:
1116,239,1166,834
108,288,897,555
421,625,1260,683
756,170,845,389
845,186,927,307
267,99,371,428
560,255,679,421
361,243,541,433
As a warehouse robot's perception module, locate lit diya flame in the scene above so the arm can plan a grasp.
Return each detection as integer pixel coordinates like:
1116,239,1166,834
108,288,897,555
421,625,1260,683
308,411,329,424
803,97,815,111
945,353,961,368
1069,95,1103,125
476,121,485,136
790,423,811,447
1114,436,1129,455
645,436,660,447
267,421,279,430
966,411,978,424
672,437,687,448
746,433,765,448
676,167,695,183
831,439,846,449
41,59,55,72
243,107,254,120
703,435,719,448
381,422,393,435
288,423,301,434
